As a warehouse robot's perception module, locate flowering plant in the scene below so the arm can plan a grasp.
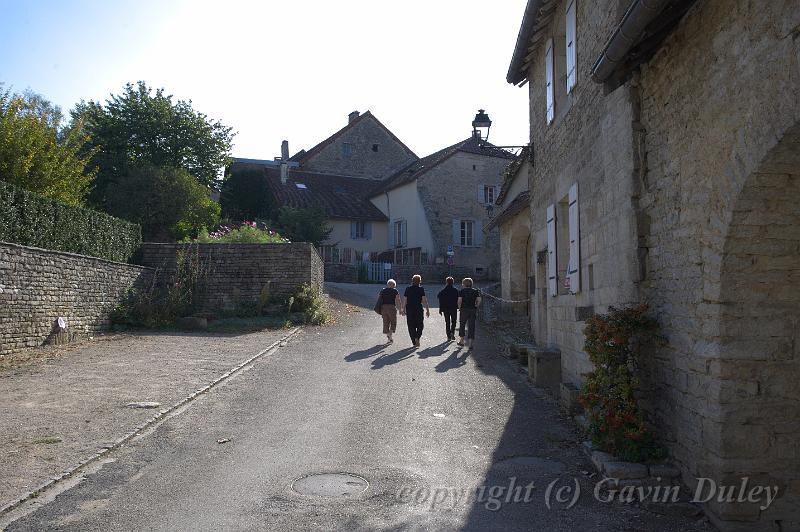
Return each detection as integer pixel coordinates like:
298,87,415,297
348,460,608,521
577,304,665,462
188,221,290,244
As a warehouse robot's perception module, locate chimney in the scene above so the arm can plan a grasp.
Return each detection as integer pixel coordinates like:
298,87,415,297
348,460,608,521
280,140,289,184
348,111,360,124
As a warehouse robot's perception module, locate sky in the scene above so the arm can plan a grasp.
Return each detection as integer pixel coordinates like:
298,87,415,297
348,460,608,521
0,0,530,159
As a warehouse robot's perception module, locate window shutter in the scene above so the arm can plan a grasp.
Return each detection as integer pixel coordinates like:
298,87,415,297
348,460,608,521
474,221,483,248
365,222,372,240
545,38,554,124
547,204,557,296
401,220,407,247
350,222,357,240
453,219,461,245
390,221,396,247
477,184,485,203
566,0,577,92
568,183,580,293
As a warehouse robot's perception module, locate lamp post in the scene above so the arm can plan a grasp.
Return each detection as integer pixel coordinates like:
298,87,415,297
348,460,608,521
472,109,492,142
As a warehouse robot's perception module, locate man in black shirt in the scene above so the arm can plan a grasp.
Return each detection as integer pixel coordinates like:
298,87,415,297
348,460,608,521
437,276,459,341
457,277,482,350
403,274,430,348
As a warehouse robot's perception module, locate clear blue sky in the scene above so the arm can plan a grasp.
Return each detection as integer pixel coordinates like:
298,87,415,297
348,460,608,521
0,0,530,159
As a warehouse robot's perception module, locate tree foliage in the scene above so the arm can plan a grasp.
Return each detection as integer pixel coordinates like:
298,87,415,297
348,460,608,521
105,164,220,241
276,205,332,247
0,87,96,205
220,168,272,221
73,81,234,206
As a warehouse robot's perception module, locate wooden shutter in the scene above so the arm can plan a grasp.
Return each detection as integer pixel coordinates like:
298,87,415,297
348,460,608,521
568,183,580,293
365,222,372,240
453,219,461,245
545,38,554,124
350,222,357,240
390,221,396,247
401,220,407,247
547,204,557,296
474,221,483,247
477,184,485,203
566,0,577,92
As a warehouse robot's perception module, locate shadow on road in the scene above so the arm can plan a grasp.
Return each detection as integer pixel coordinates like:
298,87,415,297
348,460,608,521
345,344,386,362
434,347,470,372
417,342,449,359
370,347,416,370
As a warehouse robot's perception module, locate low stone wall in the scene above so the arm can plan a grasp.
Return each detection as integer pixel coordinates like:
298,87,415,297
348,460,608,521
0,242,154,355
139,243,323,313
324,263,359,283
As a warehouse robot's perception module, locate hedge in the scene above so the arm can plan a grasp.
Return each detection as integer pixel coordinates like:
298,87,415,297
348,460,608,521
0,179,142,263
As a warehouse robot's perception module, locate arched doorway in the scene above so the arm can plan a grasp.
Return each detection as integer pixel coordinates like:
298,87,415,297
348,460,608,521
713,123,800,523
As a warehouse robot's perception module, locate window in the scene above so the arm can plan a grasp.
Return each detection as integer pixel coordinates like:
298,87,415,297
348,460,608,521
351,221,371,240
566,0,577,92
392,220,407,247
372,144,379,152
472,165,476,171
483,185,496,205
545,38,555,124
342,143,353,157
460,220,474,247
295,183,307,189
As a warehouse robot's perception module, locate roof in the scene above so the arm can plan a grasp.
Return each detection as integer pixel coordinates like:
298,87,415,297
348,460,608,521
486,191,531,231
293,111,417,166
370,135,516,197
507,0,546,85
231,157,299,168
262,167,388,222
495,146,531,205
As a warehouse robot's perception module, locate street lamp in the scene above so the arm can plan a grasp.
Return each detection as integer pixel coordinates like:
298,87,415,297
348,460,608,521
472,109,492,141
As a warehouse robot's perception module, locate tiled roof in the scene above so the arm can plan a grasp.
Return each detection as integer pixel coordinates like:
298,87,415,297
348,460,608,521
262,167,388,222
370,135,516,196
486,191,530,231
495,146,530,205
293,111,417,166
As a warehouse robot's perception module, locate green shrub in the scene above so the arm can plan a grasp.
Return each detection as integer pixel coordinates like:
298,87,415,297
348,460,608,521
287,283,329,325
0,179,141,262
187,221,289,244
578,305,665,462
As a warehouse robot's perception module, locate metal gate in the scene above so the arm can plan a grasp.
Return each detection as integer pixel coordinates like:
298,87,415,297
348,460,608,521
366,262,392,283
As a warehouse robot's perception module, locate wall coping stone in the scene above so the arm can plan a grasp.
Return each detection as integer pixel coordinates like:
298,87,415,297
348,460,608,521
0,240,153,272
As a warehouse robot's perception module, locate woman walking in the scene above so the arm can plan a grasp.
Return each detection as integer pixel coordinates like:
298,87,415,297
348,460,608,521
403,274,430,348
378,279,402,343
457,277,482,350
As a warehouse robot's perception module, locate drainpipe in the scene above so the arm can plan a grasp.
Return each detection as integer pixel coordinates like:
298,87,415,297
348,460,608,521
591,0,670,83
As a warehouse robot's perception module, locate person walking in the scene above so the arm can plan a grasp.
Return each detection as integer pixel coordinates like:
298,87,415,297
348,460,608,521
378,279,402,343
403,274,430,348
437,276,459,342
457,277,482,350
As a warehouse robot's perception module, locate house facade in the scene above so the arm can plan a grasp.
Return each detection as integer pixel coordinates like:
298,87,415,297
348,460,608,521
509,0,799,529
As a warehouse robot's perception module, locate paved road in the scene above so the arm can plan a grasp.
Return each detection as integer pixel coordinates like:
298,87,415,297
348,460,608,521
5,283,711,531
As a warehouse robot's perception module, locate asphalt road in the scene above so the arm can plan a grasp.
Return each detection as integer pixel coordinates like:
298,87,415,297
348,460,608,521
5,283,712,531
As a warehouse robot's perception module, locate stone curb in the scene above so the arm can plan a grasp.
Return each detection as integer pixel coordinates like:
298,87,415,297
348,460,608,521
0,327,301,518
581,440,682,484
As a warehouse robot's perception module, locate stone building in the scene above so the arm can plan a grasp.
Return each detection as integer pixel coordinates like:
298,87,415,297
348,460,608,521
507,0,798,529
228,111,516,280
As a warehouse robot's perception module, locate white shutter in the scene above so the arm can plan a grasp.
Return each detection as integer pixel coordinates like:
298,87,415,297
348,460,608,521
453,219,461,245
477,184,485,203
566,0,577,92
545,38,554,124
390,221,396,247
568,183,580,293
547,204,557,296
365,222,372,240
401,220,407,247
474,221,483,247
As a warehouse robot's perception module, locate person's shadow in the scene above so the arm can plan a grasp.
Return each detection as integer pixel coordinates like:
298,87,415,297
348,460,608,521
345,344,386,362
434,348,470,373
417,342,449,359
371,347,416,370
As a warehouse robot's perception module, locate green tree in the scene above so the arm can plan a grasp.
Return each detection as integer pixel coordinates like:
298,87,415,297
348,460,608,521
220,168,272,220
105,164,220,241
276,205,332,246
73,81,234,206
0,87,96,205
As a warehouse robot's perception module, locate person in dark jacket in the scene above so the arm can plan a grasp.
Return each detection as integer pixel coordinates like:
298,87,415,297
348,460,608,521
403,274,430,348
458,277,482,350
437,277,459,341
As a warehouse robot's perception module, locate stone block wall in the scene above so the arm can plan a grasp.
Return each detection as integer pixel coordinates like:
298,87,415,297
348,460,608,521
139,243,323,313
0,242,153,355
324,263,359,283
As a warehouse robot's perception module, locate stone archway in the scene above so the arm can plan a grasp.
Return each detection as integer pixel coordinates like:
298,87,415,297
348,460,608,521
712,123,800,525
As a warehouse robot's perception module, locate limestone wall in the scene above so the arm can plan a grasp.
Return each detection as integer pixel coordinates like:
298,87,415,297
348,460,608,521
0,242,153,355
139,243,324,313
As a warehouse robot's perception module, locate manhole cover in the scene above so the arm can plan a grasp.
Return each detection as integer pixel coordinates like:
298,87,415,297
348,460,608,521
292,473,369,497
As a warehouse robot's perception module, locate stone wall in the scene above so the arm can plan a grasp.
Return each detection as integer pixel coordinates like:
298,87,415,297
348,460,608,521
301,113,417,180
416,151,508,280
138,243,323,313
324,263,359,284
0,242,153,355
